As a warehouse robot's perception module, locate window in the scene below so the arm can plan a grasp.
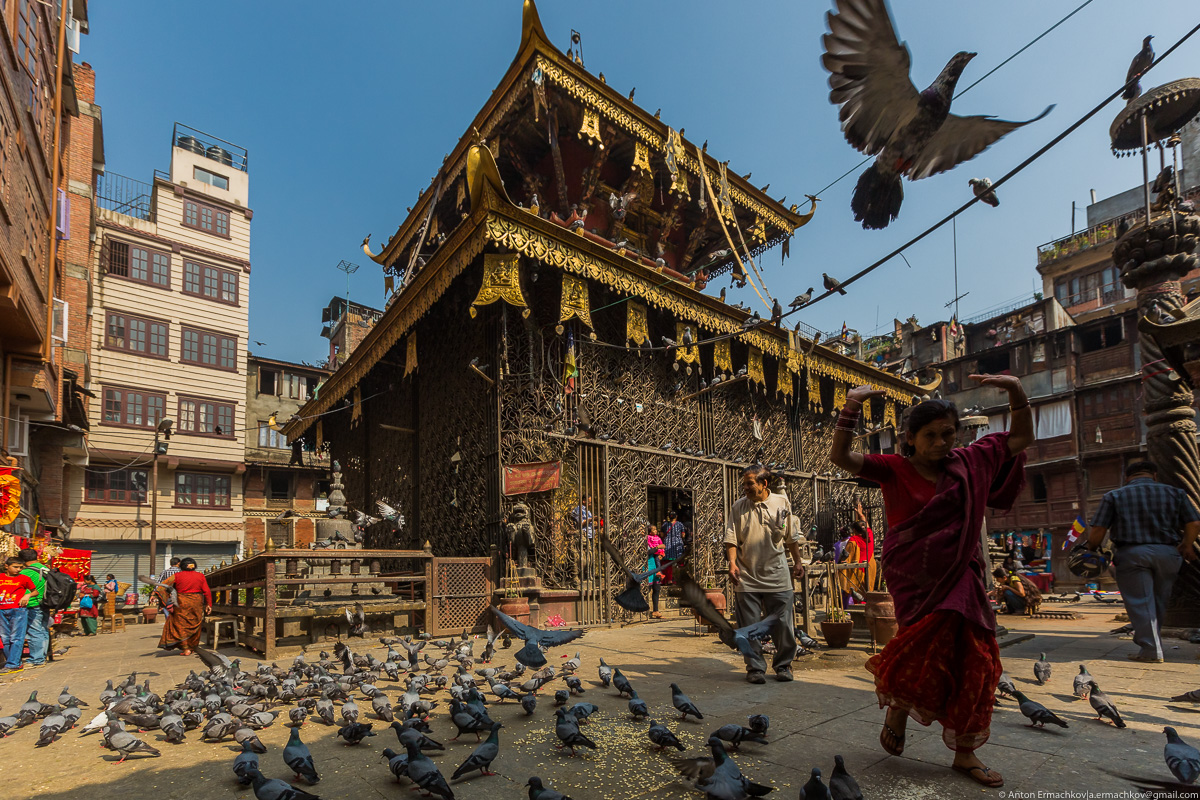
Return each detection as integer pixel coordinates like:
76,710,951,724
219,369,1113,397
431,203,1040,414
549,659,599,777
258,368,278,395
86,468,149,505
183,199,230,237
258,420,287,449
976,350,1011,375
102,388,166,429
193,166,229,190
105,312,169,358
268,472,292,501
104,240,170,287
183,260,238,304
17,0,37,74
6,409,29,456
178,397,235,437
1030,473,1048,503
1079,320,1124,353
175,473,232,508
181,328,238,370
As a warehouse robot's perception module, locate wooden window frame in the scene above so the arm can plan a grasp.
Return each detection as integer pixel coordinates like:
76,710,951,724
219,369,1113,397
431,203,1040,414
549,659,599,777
104,311,171,360
85,467,150,506
182,259,238,305
177,395,237,439
104,238,171,288
180,326,238,372
17,0,37,76
182,198,231,239
258,420,287,449
100,386,167,430
174,472,233,509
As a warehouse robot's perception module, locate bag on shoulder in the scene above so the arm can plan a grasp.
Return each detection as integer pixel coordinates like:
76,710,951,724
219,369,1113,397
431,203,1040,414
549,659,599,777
79,594,94,609
37,566,78,612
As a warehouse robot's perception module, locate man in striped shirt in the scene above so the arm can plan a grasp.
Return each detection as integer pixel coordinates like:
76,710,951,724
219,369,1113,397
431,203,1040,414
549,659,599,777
1087,460,1200,663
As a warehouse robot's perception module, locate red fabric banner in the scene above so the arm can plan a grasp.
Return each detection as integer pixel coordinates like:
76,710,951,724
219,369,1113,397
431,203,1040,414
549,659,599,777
502,461,562,496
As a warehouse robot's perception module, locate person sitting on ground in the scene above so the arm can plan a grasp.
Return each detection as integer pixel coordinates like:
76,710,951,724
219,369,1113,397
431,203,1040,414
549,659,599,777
992,568,1026,615
0,557,35,673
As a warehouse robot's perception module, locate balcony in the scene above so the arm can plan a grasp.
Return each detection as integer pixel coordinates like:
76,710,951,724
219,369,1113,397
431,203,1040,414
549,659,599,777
1038,187,1200,268
1062,282,1134,315
1078,344,1134,383
96,171,153,221
1024,435,1076,465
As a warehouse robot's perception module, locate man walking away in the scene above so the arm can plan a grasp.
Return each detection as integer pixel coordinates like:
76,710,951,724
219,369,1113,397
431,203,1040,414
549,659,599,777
0,558,36,673
17,549,50,668
159,557,181,583
1086,460,1200,663
725,465,805,683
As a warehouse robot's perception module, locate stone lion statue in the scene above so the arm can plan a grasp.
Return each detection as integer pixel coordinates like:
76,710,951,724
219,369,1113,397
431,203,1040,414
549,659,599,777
505,503,536,569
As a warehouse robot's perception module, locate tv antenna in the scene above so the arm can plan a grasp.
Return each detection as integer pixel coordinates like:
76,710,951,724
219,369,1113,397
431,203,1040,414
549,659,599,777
335,260,360,318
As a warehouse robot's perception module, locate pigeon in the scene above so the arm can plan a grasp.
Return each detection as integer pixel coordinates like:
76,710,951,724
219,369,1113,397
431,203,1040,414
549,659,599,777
526,776,573,800
748,714,769,738
491,606,585,668
771,298,784,326
968,177,998,207
712,723,768,750
648,719,686,751
37,713,68,746
800,767,832,800
790,289,813,309
449,699,493,742
284,726,320,785
1086,681,1126,728
314,699,335,726
233,741,260,785
344,603,366,638
822,273,847,296
341,699,360,725
555,707,598,755
381,747,410,782
1012,690,1068,728
403,739,456,799
160,714,186,743
1123,35,1155,102
996,672,1017,699
677,568,783,659
289,706,309,726
481,626,498,663
597,658,613,687
58,686,87,708
554,689,570,707
105,721,162,762
336,722,376,745
376,500,405,531
1165,726,1200,784
672,736,774,799
670,683,704,721
569,702,599,724
1033,653,1051,685
829,755,863,800
1073,665,1093,699
451,722,502,779
628,689,649,720
613,668,635,698
822,0,1052,228
0,716,18,737
18,691,51,725
245,767,321,800
1170,688,1200,703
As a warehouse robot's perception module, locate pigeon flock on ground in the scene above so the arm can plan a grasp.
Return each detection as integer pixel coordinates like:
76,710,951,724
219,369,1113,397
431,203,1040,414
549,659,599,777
2,623,1200,796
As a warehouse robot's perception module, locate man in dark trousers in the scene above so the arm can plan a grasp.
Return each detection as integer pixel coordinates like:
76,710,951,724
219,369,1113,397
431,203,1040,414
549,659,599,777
1086,460,1200,663
724,465,805,683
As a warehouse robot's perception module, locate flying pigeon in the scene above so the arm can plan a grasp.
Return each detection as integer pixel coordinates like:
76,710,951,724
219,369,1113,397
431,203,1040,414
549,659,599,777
1165,726,1200,784
490,606,585,668
451,722,502,779
800,767,832,800
344,603,366,638
648,719,686,751
1034,653,1052,685
1073,665,1093,699
1012,690,1068,728
671,736,774,799
823,273,847,296
830,755,864,800
822,0,1052,228
677,567,784,658
598,533,679,612
790,289,813,309
969,177,999,207
284,726,321,784
1087,681,1126,728
1123,35,1155,102
670,683,704,721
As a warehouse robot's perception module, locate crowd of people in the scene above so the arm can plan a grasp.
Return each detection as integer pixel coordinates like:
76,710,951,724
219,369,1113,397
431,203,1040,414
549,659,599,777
0,548,73,673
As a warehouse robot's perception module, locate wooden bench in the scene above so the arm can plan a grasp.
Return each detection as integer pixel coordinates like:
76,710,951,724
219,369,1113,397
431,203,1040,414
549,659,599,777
202,617,238,649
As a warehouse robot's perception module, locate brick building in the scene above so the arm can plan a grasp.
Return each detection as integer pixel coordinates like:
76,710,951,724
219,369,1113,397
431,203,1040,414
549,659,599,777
242,354,330,553
321,296,381,372
1,0,91,539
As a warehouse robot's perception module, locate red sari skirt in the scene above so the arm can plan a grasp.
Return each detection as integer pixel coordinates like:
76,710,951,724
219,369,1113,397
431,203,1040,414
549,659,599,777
866,609,1001,752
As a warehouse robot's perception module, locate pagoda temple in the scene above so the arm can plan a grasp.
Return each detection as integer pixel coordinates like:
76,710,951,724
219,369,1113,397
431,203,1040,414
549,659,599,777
284,0,920,628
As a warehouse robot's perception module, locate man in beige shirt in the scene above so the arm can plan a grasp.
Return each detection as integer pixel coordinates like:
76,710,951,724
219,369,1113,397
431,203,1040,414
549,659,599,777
724,465,805,683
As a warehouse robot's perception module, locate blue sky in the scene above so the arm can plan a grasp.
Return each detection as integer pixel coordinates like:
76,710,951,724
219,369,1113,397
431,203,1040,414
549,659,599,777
83,1,1200,364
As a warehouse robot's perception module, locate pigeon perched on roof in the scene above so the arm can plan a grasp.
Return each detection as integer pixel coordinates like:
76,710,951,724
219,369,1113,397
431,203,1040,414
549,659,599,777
1123,35,1155,102
822,0,1052,228
969,177,999,207
1012,690,1068,728
1164,726,1200,784
1033,653,1052,685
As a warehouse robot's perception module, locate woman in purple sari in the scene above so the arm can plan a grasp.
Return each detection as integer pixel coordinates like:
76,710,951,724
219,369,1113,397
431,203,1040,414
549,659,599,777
830,375,1032,789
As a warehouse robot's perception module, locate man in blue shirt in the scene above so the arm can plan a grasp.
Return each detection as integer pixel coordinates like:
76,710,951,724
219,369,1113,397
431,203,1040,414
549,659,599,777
1087,460,1200,663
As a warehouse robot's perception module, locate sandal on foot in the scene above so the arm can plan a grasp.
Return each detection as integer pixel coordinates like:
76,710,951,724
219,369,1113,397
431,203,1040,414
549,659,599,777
880,722,905,756
953,764,1004,788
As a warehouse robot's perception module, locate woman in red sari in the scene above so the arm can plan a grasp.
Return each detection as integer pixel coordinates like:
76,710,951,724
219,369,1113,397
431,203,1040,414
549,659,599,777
157,558,212,656
830,375,1032,789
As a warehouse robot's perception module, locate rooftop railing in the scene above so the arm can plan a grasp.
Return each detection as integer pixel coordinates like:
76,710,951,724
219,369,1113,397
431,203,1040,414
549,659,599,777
172,122,248,173
95,171,153,221
1037,187,1200,267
